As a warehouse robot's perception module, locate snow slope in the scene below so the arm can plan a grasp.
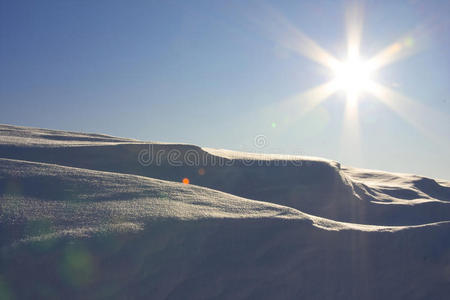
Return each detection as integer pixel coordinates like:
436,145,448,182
1,124,449,299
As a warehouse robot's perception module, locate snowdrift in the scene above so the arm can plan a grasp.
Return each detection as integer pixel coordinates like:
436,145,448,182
1,124,449,299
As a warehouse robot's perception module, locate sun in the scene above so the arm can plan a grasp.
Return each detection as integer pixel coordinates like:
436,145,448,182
255,3,445,165
333,56,373,102
260,2,437,146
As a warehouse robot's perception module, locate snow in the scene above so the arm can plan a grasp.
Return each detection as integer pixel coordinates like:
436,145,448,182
1,124,449,299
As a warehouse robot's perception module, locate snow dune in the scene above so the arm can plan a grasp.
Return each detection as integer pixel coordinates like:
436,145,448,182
1,124,449,299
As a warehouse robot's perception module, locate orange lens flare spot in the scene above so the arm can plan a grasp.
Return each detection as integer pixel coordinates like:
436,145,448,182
198,168,206,176
182,178,190,184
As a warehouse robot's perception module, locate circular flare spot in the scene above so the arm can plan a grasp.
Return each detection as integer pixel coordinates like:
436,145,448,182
198,168,205,176
182,178,190,184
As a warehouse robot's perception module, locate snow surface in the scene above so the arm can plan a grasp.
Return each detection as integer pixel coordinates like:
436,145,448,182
1,124,449,299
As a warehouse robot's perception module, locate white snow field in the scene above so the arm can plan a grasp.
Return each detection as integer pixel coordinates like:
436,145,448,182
0,124,449,299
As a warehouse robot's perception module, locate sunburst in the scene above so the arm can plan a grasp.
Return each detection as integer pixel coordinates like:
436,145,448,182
256,1,446,162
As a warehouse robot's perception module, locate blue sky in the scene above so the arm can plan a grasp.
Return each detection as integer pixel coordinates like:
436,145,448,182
1,0,449,179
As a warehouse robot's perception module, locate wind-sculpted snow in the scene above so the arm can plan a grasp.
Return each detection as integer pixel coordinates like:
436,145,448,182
1,124,450,299
2,157,429,247
0,158,306,246
1,124,449,226
0,124,139,146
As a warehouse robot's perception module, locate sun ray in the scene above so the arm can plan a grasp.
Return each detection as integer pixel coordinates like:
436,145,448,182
367,81,450,145
254,81,338,134
366,27,428,71
339,95,363,166
345,0,365,60
252,4,341,70
336,1,365,165
366,37,416,71
280,27,341,70
268,81,339,126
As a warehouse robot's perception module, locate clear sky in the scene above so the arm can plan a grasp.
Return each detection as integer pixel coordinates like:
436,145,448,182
1,0,449,179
